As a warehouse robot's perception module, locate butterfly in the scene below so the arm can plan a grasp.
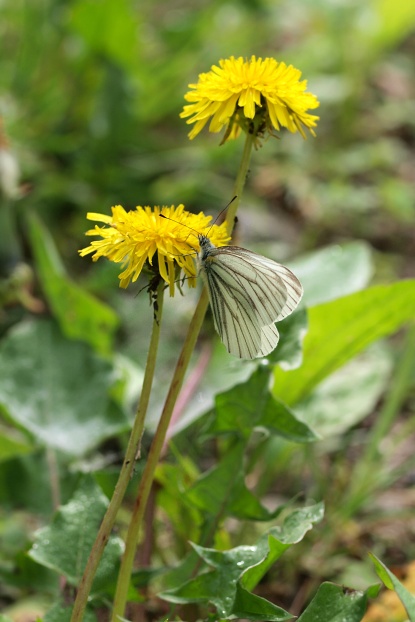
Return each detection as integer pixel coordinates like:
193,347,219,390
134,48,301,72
196,234,303,359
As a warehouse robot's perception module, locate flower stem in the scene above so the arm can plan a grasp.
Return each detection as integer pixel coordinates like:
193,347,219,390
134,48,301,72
111,287,210,621
110,130,255,621
70,280,165,622
226,130,255,234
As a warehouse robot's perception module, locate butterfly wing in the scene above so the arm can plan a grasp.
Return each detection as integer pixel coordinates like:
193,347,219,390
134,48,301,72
197,237,302,359
229,248,303,321
203,263,280,358
207,247,303,326
259,323,281,356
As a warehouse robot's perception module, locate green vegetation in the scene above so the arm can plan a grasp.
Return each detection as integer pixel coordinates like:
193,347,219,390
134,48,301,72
1,1,415,621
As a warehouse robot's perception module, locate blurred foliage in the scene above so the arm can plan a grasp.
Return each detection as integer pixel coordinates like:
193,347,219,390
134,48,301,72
1,0,415,249
1,0,415,620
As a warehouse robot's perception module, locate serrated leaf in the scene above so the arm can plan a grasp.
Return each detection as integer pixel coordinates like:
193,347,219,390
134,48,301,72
297,581,374,621
27,213,119,356
369,554,415,621
161,504,323,620
29,476,123,594
211,367,315,443
241,503,325,591
273,280,415,405
161,543,291,620
0,320,130,456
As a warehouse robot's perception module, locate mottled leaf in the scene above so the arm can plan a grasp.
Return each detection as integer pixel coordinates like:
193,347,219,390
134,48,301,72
297,581,378,622
0,320,130,456
161,504,323,620
29,476,123,594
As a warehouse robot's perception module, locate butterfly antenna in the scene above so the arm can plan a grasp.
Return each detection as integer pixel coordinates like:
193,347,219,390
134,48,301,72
206,195,237,237
214,195,237,224
159,214,199,240
159,214,200,258
161,195,237,243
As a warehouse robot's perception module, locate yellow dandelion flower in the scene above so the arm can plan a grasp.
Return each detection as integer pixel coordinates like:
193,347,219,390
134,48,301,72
180,55,320,142
79,204,230,296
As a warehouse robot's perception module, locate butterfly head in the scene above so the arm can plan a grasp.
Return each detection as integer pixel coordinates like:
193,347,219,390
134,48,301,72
198,233,216,262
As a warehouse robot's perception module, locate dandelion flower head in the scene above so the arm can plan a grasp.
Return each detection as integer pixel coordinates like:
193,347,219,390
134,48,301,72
79,204,230,295
181,55,320,142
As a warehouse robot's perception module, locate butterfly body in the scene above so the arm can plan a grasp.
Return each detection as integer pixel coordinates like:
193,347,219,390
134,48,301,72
197,235,303,359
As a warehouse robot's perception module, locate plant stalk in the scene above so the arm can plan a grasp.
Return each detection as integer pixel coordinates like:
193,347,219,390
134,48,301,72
70,280,165,622
111,287,210,621
227,131,255,235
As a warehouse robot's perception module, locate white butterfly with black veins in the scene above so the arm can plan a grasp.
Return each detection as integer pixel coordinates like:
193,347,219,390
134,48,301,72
197,234,303,359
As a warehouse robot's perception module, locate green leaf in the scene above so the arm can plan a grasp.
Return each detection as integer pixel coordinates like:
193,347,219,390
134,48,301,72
0,428,33,462
211,367,316,443
232,584,293,621
297,582,374,621
241,503,325,591
294,346,393,437
27,213,119,357
369,554,415,621
212,367,270,438
161,543,291,620
292,241,373,307
0,615,15,622
0,320,130,456
29,476,123,594
0,508,59,590
0,451,78,514
273,280,415,405
156,461,201,544
161,504,323,620
257,396,318,443
269,308,308,370
185,442,273,520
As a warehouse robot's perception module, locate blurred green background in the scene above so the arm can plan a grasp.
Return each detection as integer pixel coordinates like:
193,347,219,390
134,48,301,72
2,0,415,263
